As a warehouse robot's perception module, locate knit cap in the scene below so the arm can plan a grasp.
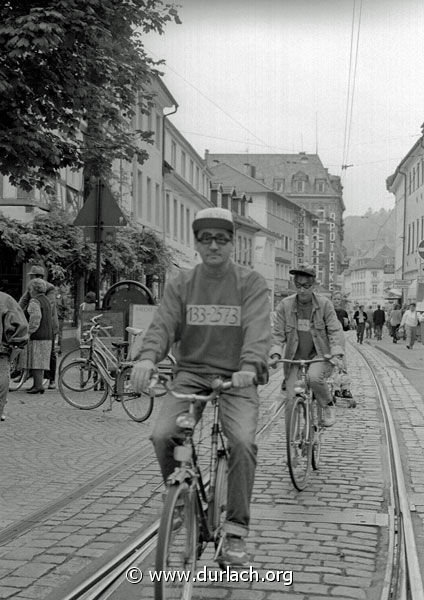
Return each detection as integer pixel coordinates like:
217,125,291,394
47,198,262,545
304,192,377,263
192,207,234,234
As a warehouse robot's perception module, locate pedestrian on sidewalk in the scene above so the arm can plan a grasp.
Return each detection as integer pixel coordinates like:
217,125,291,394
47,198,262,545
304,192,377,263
21,278,53,394
353,305,367,344
389,303,402,343
400,302,419,349
365,305,374,338
19,265,59,389
373,305,385,340
0,292,28,421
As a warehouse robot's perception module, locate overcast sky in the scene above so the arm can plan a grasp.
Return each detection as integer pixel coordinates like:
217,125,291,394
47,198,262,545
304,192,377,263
145,0,424,216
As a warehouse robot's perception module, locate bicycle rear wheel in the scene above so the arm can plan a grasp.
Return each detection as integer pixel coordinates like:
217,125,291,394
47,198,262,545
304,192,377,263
286,394,311,491
119,365,154,422
155,482,198,600
311,401,323,470
59,359,109,409
9,349,27,392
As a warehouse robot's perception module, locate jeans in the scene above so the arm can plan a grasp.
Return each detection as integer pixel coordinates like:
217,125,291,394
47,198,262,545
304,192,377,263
374,325,383,340
405,325,417,348
285,361,334,408
150,370,259,538
0,355,9,416
356,323,365,343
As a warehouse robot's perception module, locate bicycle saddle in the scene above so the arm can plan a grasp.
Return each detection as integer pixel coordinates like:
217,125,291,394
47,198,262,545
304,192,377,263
112,340,129,348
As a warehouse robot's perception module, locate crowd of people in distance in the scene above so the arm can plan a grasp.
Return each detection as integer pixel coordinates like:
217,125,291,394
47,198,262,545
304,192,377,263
347,302,424,349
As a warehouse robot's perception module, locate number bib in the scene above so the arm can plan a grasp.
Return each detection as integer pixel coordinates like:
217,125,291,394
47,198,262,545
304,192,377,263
186,305,241,326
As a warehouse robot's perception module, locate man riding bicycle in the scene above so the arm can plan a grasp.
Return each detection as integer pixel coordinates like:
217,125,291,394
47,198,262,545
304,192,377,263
130,207,271,567
270,264,344,427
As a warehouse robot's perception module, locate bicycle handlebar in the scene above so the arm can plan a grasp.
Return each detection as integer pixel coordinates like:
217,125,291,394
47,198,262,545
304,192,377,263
270,354,340,367
149,373,232,402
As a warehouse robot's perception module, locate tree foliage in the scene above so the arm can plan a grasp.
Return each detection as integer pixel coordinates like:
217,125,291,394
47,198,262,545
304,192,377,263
0,0,180,190
0,208,171,284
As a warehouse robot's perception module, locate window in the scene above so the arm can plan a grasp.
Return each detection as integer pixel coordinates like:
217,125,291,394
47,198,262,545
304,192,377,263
316,180,325,193
189,160,194,185
221,195,228,209
274,178,285,192
180,204,184,241
186,208,190,245
137,171,143,218
202,174,206,196
171,141,177,168
372,284,377,294
417,218,420,247
412,221,415,250
181,151,186,178
173,198,178,239
155,114,161,148
165,193,170,234
296,180,305,192
248,239,252,265
195,166,200,190
408,223,411,254
146,177,152,222
155,184,160,226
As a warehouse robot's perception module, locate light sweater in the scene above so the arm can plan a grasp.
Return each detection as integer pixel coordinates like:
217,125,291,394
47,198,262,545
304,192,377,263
138,261,271,381
401,310,419,328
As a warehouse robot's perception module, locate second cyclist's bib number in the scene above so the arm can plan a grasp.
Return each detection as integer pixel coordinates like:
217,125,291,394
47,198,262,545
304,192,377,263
186,305,241,326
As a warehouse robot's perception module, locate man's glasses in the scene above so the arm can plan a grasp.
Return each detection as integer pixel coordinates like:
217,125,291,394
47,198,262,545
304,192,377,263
197,234,233,246
294,281,314,289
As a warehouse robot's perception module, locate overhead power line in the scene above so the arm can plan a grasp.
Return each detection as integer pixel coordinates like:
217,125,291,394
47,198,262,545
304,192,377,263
341,0,363,172
146,47,282,154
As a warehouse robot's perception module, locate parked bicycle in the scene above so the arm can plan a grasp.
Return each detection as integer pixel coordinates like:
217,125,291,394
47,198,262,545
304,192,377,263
8,346,27,392
58,315,175,422
151,374,231,600
274,355,338,491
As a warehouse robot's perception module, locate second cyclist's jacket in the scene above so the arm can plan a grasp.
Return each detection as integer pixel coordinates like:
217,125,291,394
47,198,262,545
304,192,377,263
270,292,344,377
137,262,271,382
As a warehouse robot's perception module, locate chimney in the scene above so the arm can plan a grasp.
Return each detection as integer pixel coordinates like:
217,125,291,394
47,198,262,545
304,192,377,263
204,149,209,165
243,163,256,178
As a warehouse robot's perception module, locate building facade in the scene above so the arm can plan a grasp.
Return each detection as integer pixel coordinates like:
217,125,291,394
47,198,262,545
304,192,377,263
208,152,345,292
386,128,424,303
208,161,316,304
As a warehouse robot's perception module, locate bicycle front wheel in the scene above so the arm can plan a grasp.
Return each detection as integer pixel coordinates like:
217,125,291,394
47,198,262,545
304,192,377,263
311,401,323,470
59,359,109,409
286,394,312,491
119,365,154,422
155,482,198,600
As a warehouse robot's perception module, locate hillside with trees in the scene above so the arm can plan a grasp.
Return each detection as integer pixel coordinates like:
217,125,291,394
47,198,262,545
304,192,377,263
343,208,395,258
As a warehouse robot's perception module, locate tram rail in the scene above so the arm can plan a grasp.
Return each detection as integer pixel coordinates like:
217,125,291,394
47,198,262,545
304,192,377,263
21,346,424,600
355,341,424,600
45,395,287,600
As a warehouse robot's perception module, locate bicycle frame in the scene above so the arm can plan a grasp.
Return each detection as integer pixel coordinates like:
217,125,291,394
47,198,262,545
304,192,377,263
157,377,230,545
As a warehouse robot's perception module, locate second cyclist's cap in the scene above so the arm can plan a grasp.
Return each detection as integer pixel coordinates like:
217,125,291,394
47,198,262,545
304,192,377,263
289,263,316,277
192,207,234,234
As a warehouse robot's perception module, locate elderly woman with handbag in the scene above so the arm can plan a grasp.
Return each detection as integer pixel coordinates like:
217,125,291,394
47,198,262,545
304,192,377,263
23,278,53,394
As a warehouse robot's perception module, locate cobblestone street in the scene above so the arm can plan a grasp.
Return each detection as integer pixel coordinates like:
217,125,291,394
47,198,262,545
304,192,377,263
0,337,424,599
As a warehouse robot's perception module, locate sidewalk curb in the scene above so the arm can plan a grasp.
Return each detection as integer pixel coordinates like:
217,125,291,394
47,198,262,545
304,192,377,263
365,341,423,370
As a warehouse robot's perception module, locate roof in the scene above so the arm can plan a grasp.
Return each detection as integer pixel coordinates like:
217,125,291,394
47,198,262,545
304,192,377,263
209,152,343,201
209,162,316,218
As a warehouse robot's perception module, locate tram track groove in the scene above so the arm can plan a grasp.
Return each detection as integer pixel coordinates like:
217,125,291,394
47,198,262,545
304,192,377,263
44,394,288,600
353,340,424,599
